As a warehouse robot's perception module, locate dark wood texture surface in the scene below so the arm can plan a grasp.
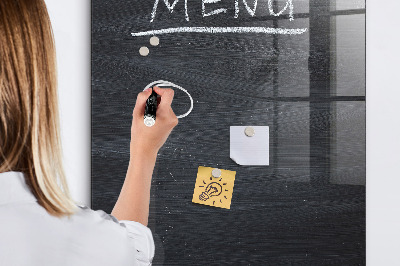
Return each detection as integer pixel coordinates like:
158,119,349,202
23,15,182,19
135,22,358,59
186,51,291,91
92,0,365,264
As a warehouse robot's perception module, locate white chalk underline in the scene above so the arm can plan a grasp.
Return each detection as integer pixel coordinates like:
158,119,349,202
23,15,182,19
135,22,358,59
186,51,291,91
131,27,308,36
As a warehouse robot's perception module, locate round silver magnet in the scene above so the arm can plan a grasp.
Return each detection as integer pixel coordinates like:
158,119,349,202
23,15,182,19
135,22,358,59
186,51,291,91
244,126,255,137
211,168,222,178
149,36,160,46
139,46,149,56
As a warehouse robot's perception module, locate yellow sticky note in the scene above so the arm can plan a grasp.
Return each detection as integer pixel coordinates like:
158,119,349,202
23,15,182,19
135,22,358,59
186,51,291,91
192,166,236,209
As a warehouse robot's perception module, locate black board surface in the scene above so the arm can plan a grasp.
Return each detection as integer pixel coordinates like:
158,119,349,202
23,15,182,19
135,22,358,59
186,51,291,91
92,0,365,264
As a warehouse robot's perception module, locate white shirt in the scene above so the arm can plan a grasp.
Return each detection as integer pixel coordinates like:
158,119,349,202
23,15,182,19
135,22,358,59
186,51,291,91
0,171,155,266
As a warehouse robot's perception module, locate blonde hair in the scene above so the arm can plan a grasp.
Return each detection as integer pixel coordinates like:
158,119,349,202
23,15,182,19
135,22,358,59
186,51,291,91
0,0,77,216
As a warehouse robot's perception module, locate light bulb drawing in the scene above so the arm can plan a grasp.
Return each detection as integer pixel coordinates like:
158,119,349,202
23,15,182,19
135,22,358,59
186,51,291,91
199,182,222,201
192,166,236,209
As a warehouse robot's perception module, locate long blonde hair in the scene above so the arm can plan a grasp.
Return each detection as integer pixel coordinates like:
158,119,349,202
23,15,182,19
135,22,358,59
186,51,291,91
0,0,77,216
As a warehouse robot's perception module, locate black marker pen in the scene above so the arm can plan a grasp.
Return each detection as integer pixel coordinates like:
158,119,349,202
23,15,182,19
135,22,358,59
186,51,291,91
144,88,158,127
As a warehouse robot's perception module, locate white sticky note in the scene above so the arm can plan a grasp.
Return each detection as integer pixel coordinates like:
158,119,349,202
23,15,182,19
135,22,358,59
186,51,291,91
230,126,269,166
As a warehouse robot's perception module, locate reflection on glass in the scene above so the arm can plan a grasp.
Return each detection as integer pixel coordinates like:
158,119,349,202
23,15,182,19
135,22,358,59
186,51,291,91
330,102,365,185
333,14,365,96
276,102,310,182
277,18,310,97
335,0,365,10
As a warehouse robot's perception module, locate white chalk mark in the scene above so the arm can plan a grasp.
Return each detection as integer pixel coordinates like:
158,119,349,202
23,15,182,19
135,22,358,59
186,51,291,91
163,0,180,12
143,80,193,119
268,0,294,21
202,0,227,17
131,26,307,36
184,0,189,21
234,0,239,18
150,0,160,22
243,0,258,16
151,0,189,22
237,0,258,17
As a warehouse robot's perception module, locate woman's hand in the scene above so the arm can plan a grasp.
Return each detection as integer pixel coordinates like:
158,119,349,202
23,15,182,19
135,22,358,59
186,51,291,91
130,86,178,158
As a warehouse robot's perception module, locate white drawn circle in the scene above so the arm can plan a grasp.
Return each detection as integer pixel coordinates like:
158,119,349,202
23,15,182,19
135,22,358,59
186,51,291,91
139,46,149,56
143,80,193,119
149,36,160,46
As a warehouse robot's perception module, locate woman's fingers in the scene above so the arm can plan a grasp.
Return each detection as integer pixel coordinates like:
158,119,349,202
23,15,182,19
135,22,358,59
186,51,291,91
165,106,179,126
132,86,178,127
153,86,174,107
132,88,152,118
152,87,178,126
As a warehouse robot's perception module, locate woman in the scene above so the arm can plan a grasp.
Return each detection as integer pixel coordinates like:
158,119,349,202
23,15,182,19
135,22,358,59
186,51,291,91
0,0,178,265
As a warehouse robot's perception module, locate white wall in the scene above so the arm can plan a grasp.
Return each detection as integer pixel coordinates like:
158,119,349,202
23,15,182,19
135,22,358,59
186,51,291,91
45,0,400,264
45,0,91,207
366,0,400,264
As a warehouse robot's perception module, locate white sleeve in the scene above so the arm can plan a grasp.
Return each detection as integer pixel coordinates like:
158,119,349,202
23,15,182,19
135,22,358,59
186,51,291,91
118,220,155,265
80,206,155,265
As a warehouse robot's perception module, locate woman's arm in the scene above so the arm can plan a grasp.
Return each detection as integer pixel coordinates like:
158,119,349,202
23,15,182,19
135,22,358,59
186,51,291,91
111,87,178,226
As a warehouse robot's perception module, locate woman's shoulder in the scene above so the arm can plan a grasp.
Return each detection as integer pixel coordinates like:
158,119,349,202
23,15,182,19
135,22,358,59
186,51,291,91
67,205,135,248
73,204,120,225
69,204,135,243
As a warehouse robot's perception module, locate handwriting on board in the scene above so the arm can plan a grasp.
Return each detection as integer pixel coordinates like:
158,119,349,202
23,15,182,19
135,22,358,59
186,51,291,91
131,0,308,37
151,0,295,22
